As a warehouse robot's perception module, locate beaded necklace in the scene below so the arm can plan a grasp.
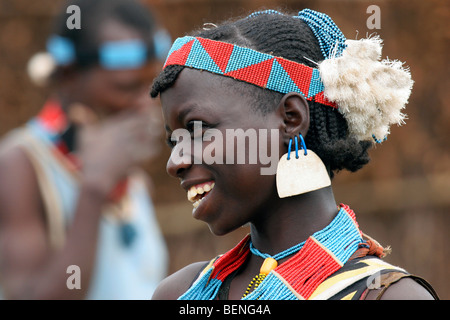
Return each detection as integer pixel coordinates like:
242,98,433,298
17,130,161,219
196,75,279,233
32,100,130,200
179,204,365,300
242,240,306,298
30,100,136,247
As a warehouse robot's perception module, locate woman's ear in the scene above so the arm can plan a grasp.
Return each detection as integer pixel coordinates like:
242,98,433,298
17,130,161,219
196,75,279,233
275,92,310,145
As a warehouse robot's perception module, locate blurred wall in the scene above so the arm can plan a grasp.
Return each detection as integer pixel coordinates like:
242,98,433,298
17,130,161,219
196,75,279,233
0,0,448,298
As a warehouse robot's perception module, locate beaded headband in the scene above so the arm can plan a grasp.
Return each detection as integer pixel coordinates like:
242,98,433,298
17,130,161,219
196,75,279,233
163,36,336,108
47,29,171,69
162,9,413,144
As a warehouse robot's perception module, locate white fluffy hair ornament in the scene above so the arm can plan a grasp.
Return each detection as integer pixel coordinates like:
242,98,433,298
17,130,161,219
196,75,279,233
318,36,413,143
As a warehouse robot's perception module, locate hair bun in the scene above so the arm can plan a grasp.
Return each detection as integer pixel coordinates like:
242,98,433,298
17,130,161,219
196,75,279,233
319,36,413,143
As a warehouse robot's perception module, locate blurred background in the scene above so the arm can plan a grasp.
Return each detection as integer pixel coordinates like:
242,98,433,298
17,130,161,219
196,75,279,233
0,0,448,299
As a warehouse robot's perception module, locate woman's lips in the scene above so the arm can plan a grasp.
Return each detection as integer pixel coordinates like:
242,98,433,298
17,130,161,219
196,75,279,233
186,181,215,209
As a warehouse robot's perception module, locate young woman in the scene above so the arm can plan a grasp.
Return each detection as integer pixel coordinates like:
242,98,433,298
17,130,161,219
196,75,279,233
150,9,438,300
0,0,170,299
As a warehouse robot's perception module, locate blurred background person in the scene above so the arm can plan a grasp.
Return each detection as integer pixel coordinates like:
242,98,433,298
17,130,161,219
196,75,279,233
0,0,447,300
0,0,171,299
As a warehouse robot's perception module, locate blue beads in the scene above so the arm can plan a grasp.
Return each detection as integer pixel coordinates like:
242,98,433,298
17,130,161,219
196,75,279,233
297,9,347,59
247,9,283,19
179,269,222,300
250,239,306,261
372,134,388,144
249,207,360,265
245,9,347,60
46,35,76,66
179,206,364,300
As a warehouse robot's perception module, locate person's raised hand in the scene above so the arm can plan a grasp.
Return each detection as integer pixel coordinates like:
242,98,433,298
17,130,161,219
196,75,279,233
76,106,161,199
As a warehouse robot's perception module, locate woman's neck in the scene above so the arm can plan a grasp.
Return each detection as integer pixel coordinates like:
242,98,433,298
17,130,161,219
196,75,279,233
249,185,339,257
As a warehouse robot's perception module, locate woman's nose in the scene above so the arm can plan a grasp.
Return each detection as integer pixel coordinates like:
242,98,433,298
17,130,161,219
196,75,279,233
166,144,192,178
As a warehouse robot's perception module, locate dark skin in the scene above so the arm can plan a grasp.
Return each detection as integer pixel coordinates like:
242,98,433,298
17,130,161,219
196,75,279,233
58,19,161,119
0,19,160,299
152,68,434,300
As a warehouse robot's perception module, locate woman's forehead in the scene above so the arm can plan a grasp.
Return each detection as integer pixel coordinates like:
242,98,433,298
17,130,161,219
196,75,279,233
168,68,231,93
161,68,248,112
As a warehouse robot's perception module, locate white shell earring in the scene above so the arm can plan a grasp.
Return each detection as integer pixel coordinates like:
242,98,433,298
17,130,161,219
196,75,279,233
276,134,331,198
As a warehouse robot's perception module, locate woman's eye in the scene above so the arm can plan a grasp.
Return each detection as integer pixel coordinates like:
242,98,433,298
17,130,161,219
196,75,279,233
186,120,203,132
165,121,217,149
186,120,212,138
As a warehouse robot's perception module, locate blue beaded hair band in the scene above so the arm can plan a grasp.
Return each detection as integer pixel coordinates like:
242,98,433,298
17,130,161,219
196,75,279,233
47,30,171,69
297,9,347,59
247,9,347,60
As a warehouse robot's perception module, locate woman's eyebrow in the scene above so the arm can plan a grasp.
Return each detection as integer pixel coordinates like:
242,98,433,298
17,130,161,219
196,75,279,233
164,103,202,133
177,104,199,123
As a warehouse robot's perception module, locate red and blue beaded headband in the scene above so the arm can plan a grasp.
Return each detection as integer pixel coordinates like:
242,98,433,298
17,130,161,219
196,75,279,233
162,9,412,144
164,36,336,107
162,9,350,109
163,36,336,109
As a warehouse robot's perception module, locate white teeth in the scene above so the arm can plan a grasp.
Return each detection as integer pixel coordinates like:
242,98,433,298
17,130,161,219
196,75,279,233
187,189,196,202
193,199,201,208
187,182,215,205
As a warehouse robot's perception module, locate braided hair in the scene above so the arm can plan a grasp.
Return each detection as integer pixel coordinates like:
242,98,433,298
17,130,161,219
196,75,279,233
151,12,372,178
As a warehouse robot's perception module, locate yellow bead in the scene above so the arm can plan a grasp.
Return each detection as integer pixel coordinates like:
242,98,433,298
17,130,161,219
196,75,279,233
259,257,278,275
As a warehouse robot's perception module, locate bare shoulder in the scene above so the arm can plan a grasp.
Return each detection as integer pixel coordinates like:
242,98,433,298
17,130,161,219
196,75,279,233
365,277,437,300
0,142,45,234
152,261,209,300
0,144,39,207
0,143,50,298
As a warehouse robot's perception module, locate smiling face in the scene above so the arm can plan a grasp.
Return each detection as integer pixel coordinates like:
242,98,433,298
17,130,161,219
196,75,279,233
161,68,287,235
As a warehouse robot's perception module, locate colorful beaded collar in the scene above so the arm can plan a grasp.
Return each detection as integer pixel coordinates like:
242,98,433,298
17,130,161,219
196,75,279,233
30,100,128,203
163,36,336,109
179,204,367,300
